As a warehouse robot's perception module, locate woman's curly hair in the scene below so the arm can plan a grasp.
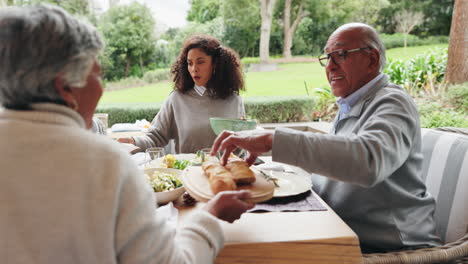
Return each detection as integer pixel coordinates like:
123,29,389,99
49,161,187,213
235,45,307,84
171,34,245,99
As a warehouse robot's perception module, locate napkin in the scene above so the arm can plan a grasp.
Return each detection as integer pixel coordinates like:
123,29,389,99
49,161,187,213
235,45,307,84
248,191,327,212
111,119,151,132
254,162,295,173
132,152,148,168
119,143,141,154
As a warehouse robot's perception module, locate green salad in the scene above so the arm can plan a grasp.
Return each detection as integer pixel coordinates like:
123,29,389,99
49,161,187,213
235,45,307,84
145,171,183,192
173,159,191,170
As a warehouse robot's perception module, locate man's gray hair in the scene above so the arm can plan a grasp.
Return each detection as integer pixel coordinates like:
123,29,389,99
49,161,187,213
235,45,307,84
334,23,387,71
0,4,103,109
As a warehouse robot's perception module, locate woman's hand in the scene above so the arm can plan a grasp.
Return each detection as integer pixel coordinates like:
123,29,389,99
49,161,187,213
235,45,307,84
117,137,135,145
204,190,254,223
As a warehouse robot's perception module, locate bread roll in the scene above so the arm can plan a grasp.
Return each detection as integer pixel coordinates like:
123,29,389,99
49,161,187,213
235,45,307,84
202,161,237,194
225,159,256,185
201,158,257,195
202,161,232,180
210,177,237,194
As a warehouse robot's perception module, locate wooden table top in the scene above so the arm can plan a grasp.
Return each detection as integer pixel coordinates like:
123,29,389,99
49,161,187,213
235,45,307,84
175,157,362,264
175,192,361,264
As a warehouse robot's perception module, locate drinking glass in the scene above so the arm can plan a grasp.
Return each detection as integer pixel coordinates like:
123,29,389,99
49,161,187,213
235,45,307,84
199,148,220,162
145,147,165,168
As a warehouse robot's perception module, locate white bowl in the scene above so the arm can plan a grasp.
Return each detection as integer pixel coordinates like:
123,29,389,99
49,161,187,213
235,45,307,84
144,168,185,205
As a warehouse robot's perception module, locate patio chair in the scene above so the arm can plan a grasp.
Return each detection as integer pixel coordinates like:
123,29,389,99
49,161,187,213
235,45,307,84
91,116,106,135
363,128,468,264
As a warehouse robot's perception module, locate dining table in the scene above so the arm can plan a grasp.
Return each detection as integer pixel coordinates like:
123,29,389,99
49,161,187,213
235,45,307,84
119,130,363,263
172,156,363,264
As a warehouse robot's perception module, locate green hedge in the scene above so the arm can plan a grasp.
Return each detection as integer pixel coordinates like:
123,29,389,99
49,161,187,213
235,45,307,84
444,82,468,113
381,33,449,49
143,68,170,83
96,103,163,126
418,101,468,128
415,83,468,128
244,96,315,123
96,96,315,126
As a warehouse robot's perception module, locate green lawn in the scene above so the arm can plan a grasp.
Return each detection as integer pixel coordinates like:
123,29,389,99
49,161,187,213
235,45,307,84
101,80,174,104
386,44,448,60
99,44,448,105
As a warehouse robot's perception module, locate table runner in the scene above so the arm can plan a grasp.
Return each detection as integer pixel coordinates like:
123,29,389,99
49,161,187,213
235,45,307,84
248,190,327,212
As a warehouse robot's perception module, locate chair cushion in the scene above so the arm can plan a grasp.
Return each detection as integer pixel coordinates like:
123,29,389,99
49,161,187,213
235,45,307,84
421,128,468,243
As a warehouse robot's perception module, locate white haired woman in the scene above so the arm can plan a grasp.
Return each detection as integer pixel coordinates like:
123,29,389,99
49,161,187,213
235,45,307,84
0,4,253,263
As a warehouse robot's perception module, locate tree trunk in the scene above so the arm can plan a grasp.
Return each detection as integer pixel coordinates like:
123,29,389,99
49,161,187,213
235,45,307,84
139,56,144,75
403,33,407,55
282,0,292,58
282,0,308,58
125,56,131,78
445,0,468,84
259,0,276,63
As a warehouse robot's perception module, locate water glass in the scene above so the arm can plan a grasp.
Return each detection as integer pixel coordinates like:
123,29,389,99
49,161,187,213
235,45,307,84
199,148,219,162
145,147,165,168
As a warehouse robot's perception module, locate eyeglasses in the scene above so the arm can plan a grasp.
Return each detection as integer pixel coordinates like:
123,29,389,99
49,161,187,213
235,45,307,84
318,47,371,67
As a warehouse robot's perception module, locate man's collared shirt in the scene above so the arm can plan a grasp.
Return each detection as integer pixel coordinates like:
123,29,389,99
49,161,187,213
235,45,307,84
336,73,383,123
194,85,206,96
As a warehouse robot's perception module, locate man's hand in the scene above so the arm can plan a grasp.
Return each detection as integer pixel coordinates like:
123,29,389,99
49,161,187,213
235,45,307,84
211,130,274,165
117,137,135,145
204,190,254,223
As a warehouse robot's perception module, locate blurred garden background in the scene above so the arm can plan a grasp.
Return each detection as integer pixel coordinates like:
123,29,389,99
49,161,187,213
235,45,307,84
2,0,467,128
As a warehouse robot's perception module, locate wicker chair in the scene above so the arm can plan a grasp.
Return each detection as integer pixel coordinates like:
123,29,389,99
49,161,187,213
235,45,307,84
363,129,468,264
363,234,468,264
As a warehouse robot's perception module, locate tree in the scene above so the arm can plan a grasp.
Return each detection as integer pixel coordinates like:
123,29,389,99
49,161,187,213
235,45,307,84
377,0,454,37
393,10,424,50
291,0,358,56
259,0,276,63
282,0,309,58
98,2,156,80
222,0,261,57
418,0,453,37
445,0,468,84
187,0,221,23
3,0,91,14
349,0,389,26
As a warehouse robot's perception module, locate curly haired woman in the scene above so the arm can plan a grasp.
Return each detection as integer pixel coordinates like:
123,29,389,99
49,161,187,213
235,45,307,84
118,34,246,153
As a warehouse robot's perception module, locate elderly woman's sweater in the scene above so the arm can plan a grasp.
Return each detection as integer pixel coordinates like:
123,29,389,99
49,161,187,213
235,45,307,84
0,103,223,263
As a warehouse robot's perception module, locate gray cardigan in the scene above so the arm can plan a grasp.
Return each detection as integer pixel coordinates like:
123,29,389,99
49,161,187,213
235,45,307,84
272,75,441,251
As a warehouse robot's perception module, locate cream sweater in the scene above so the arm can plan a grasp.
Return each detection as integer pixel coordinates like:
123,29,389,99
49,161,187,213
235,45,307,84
134,90,245,153
0,103,224,263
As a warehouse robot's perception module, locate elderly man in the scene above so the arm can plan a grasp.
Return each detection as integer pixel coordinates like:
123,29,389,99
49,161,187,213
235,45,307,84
212,23,441,253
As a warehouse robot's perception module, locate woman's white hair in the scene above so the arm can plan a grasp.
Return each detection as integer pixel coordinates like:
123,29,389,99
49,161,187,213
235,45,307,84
0,4,103,109
333,22,387,71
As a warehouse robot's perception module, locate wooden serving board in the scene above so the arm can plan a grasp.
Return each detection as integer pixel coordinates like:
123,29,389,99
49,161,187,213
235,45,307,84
181,166,275,203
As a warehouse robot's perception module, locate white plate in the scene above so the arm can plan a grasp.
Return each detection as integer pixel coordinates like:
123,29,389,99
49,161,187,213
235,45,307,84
263,171,312,197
